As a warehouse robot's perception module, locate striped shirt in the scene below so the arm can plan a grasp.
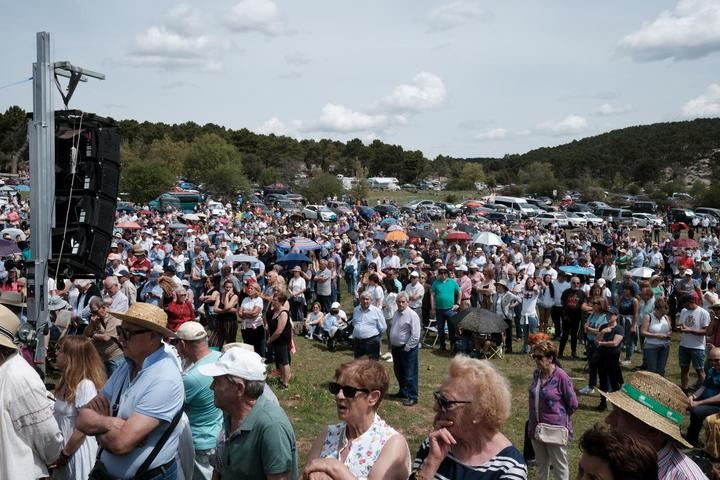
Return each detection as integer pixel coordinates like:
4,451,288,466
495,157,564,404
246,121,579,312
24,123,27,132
411,439,527,480
657,442,708,480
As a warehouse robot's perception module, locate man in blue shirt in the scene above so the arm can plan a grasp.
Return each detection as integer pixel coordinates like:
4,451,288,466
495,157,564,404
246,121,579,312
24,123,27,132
174,322,223,480
351,292,387,360
77,303,183,480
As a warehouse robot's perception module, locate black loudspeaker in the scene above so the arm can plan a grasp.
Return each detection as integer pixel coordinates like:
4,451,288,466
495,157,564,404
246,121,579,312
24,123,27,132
51,111,120,276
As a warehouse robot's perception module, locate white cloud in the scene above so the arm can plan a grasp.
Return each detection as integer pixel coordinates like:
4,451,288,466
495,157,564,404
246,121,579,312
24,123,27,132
166,4,204,36
135,26,214,58
535,114,588,136
424,1,491,32
225,0,283,36
284,51,311,66
682,83,720,117
379,72,447,113
475,128,508,141
316,104,388,133
593,103,632,116
620,0,720,61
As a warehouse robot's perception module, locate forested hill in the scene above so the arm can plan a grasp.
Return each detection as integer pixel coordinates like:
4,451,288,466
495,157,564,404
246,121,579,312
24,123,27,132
463,118,720,187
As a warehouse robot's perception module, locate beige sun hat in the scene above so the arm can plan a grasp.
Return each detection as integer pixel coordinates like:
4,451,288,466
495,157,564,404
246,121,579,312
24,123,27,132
0,304,20,349
0,291,26,308
110,302,174,337
601,371,691,448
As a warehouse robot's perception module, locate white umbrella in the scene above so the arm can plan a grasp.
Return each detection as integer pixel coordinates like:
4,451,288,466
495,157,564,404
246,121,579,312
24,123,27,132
473,231,504,247
0,228,26,241
182,213,200,221
629,267,654,279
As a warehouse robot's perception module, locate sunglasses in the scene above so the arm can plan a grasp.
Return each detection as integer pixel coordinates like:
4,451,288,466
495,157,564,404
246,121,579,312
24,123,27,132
433,391,472,413
532,354,546,360
328,382,369,398
117,326,152,340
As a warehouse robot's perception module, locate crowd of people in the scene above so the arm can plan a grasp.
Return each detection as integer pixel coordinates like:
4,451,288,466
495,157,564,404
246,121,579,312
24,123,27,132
0,192,719,479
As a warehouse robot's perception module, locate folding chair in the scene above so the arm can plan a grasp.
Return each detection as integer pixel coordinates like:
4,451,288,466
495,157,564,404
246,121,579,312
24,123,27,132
422,319,439,348
486,332,505,360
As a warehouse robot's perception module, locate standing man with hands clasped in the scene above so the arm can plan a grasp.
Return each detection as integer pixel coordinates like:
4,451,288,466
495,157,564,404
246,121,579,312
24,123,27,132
389,292,421,407
431,265,461,352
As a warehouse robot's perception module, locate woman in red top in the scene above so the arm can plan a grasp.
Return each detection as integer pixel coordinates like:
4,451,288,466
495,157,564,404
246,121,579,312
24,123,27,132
165,286,195,332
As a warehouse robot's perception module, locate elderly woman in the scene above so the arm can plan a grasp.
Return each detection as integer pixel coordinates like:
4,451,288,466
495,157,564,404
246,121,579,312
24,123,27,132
165,286,195,332
412,356,527,479
303,359,410,480
528,341,578,480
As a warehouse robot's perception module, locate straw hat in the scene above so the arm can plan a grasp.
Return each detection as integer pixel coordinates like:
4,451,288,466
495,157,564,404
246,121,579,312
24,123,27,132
0,291,26,308
601,371,691,448
0,304,19,350
110,302,174,337
132,244,146,256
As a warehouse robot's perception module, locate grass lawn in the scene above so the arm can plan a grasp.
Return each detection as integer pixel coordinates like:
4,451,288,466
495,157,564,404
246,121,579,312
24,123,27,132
274,299,690,479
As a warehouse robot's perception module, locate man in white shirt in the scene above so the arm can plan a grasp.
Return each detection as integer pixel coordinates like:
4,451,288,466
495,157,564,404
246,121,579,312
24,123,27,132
678,295,711,392
538,258,557,281
102,275,129,314
404,271,425,319
551,272,571,340
381,247,401,270
389,293,421,406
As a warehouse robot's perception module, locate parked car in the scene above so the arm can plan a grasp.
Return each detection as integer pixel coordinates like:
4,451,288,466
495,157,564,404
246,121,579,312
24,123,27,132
526,198,552,212
572,211,604,226
284,193,307,206
566,212,589,228
434,201,462,218
628,200,657,214
566,203,593,213
326,200,353,216
485,212,514,223
400,183,417,192
416,205,444,220
357,206,379,222
374,204,401,218
251,203,273,216
587,201,611,213
694,207,720,222
631,213,663,228
264,193,287,206
303,204,337,222
532,212,570,228
669,208,696,224
277,199,302,216
402,199,436,212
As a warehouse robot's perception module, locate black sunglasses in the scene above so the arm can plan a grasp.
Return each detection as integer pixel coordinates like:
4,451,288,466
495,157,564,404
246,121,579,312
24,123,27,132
433,391,472,413
329,382,369,398
117,326,152,340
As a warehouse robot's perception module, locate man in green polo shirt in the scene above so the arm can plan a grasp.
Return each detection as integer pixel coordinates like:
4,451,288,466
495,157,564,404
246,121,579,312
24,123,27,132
431,265,461,351
198,347,297,479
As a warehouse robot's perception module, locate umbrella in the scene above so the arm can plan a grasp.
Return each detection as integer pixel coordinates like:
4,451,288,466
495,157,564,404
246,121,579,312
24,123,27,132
473,231,504,246
230,254,258,264
138,209,152,216
386,224,404,232
277,236,322,251
408,229,438,241
276,253,312,268
0,228,25,241
372,230,386,241
345,230,359,242
672,238,698,249
115,221,141,230
385,230,409,242
456,223,479,235
559,265,594,276
216,217,229,224
0,239,21,256
629,267,654,279
444,231,472,241
169,223,188,230
14,185,29,192
449,308,507,334
0,186,14,192
182,213,200,221
380,217,399,228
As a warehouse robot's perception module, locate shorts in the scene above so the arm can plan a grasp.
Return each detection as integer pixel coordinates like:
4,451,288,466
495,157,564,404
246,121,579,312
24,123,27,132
679,346,705,370
273,343,291,367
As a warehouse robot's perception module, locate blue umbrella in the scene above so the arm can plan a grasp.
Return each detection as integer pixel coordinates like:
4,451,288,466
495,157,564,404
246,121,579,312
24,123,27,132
559,265,594,276
380,217,398,228
372,230,386,240
276,253,312,268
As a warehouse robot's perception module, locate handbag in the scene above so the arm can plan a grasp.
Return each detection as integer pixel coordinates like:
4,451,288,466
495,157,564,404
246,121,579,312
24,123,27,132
533,374,569,446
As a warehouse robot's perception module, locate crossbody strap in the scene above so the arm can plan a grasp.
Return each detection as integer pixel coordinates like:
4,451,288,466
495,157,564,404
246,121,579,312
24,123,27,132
534,374,541,422
95,377,126,460
136,406,184,476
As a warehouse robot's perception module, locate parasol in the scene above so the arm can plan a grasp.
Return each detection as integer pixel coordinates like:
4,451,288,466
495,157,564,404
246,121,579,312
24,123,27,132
0,239,21,256
182,213,200,221
276,253,312,268
672,238,698,249
169,223,189,230
628,267,654,279
386,224,404,232
559,265,594,276
229,254,259,264
385,230,409,242
380,217,399,228
444,231,472,241
408,229,438,241
0,228,26,241
115,221,141,230
276,236,322,251
448,308,508,334
473,231,504,246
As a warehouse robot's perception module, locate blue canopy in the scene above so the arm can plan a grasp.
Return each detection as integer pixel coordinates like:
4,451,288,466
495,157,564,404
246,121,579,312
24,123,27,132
559,265,594,276
276,253,312,268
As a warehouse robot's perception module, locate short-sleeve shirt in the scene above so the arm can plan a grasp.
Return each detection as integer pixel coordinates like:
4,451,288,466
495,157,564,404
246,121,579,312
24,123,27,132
220,394,297,479
679,306,711,350
100,347,184,479
598,323,624,354
431,278,460,310
183,351,223,450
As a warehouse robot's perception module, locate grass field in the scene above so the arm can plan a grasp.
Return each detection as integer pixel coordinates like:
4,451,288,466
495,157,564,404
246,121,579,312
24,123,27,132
273,291,691,479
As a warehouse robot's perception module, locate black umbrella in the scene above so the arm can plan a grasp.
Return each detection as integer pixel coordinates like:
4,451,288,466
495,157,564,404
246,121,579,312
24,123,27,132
408,229,438,241
456,223,479,235
449,308,507,334
345,230,359,241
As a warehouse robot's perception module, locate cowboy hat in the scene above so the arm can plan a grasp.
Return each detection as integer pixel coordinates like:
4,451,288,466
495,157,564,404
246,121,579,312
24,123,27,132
110,302,174,337
0,304,19,349
0,290,26,308
600,371,691,448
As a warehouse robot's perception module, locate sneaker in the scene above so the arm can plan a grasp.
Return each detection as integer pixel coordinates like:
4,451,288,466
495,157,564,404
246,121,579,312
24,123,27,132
402,398,418,407
579,386,595,395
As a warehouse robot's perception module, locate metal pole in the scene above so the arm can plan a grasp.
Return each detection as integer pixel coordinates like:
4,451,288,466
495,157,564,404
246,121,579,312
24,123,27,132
29,31,55,371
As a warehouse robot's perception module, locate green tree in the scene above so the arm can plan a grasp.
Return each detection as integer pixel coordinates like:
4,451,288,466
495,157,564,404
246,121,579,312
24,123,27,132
461,163,485,182
146,136,188,177
120,158,176,202
302,173,343,203
204,162,250,199
351,177,369,201
185,133,243,185
257,167,279,186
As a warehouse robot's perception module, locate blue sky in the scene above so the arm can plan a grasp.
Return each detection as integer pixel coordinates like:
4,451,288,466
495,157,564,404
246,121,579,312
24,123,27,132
1,0,719,159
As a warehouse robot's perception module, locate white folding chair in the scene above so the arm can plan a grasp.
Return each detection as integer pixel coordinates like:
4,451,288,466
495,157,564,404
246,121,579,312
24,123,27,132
422,319,439,348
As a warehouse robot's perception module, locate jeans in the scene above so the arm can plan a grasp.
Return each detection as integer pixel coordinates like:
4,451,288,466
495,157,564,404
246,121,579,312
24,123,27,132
391,345,419,401
345,272,357,294
621,315,637,361
353,335,381,360
521,315,538,354
688,404,720,445
643,344,670,375
142,460,177,480
435,308,457,349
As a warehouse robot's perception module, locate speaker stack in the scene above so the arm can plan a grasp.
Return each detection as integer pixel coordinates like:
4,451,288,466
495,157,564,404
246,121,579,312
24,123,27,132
52,110,120,276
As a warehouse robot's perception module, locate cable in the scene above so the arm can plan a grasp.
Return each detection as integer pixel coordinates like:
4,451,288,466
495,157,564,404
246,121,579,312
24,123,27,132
53,111,84,285
0,77,32,91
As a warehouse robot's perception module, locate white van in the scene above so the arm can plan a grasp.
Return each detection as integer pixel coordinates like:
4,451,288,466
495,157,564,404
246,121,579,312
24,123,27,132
492,196,537,218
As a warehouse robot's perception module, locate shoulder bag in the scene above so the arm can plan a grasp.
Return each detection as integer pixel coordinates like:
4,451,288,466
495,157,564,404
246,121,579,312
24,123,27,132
533,374,569,446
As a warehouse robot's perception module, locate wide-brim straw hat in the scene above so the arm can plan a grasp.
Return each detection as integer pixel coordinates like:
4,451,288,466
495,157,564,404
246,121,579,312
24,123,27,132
0,291,26,308
0,304,20,349
600,371,691,448
110,302,174,338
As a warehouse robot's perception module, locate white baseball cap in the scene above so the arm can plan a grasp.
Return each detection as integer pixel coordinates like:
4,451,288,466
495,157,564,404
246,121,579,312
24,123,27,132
175,321,207,341
198,347,266,381
410,271,419,277
330,302,341,310
684,269,693,276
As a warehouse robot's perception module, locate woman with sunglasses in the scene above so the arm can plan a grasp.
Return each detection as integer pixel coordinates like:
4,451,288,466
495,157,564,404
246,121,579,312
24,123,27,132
412,356,527,480
578,297,607,396
303,359,410,480
52,336,107,480
527,341,578,480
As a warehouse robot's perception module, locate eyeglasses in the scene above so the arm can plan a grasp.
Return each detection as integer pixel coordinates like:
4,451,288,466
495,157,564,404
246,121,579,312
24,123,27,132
117,326,152,340
433,391,472,413
328,382,369,398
